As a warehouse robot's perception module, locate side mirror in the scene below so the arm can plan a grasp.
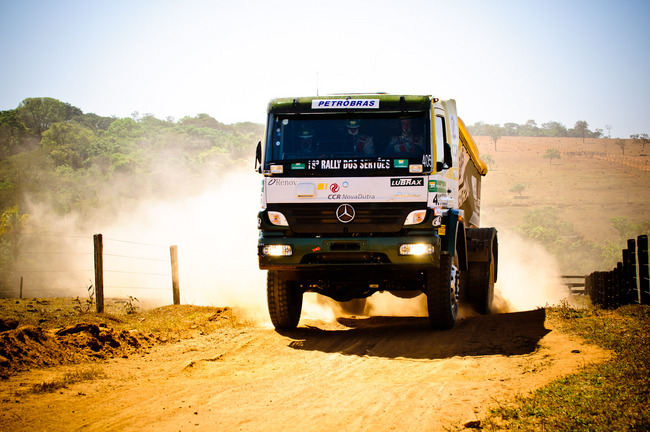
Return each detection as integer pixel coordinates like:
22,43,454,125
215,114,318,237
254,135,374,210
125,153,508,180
255,141,262,173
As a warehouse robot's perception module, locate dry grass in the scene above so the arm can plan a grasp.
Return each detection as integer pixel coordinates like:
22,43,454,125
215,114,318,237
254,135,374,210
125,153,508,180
0,297,250,336
28,366,106,394
479,303,650,431
475,136,650,246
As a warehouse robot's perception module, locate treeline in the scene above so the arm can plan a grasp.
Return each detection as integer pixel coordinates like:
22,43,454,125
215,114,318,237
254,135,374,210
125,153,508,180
468,119,605,139
0,97,263,215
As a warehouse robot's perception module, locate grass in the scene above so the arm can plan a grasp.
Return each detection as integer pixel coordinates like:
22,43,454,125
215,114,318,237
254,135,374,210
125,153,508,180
480,303,650,431
0,297,252,338
28,366,105,394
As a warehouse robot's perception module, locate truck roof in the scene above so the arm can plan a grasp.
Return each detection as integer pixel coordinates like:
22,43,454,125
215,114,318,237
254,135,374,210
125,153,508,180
267,94,433,114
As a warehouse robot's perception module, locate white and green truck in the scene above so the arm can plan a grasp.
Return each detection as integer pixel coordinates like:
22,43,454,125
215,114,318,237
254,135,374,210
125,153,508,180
255,94,498,330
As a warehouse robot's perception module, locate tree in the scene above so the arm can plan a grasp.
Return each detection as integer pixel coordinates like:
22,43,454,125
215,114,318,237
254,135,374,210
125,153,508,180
73,113,116,132
616,139,626,155
543,148,561,164
510,183,526,197
487,124,502,151
605,124,612,138
572,121,589,143
0,109,30,157
503,122,519,136
0,206,29,260
41,122,96,169
540,121,567,137
630,133,649,151
521,120,540,137
17,97,67,137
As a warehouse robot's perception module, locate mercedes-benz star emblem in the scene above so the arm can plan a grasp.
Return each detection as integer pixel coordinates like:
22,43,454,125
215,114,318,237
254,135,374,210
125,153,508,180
336,204,355,223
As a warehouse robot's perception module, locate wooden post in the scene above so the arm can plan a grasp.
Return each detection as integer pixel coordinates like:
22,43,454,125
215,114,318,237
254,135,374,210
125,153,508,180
170,245,180,305
19,276,23,299
94,234,104,313
625,239,637,304
638,235,649,305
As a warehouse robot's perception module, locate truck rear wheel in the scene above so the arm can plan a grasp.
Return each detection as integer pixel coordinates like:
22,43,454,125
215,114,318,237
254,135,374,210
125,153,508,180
464,228,498,314
267,271,302,330
426,252,459,330
465,261,495,314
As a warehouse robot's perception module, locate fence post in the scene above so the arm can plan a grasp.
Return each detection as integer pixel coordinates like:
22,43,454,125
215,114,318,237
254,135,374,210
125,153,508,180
639,235,649,305
19,276,23,299
170,245,180,305
94,234,104,313
625,239,638,304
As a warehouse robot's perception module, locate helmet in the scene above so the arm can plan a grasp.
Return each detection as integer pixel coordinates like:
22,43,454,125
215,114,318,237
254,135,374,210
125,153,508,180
298,129,314,139
346,120,361,129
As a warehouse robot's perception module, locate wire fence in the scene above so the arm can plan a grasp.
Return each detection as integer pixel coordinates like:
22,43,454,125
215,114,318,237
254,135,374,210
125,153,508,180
0,233,176,304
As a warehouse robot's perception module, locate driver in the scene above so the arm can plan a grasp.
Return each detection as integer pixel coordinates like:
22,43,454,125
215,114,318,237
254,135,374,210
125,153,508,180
297,128,317,153
346,120,374,155
389,118,423,154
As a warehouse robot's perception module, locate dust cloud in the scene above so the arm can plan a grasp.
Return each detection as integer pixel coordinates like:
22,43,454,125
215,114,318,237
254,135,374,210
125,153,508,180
17,167,269,322
491,228,568,312
17,165,569,325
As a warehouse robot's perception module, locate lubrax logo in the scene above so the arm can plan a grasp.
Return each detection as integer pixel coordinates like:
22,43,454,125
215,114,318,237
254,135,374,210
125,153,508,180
390,178,425,187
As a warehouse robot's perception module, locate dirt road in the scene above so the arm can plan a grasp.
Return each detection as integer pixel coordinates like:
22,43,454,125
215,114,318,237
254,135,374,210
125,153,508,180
1,309,608,432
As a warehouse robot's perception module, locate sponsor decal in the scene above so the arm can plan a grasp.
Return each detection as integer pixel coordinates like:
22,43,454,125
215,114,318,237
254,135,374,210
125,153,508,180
393,159,409,168
390,178,425,187
393,192,422,199
428,180,447,193
317,182,349,193
312,99,379,109
268,179,298,186
327,193,376,200
439,224,446,236
308,159,391,170
433,216,442,226
291,163,305,170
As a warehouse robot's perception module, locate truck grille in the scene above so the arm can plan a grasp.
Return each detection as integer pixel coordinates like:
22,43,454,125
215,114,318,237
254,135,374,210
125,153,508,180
267,203,424,235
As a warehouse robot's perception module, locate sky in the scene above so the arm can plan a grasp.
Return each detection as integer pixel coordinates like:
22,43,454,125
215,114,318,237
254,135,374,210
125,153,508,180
1,0,649,138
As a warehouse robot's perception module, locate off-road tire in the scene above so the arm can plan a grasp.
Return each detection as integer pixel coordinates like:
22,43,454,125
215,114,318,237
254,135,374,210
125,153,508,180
464,228,497,315
267,271,302,330
465,261,494,314
426,253,459,330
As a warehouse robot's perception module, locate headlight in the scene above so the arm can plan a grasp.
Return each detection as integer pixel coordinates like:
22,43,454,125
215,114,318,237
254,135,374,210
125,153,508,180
404,209,427,225
268,211,289,226
263,245,293,256
399,243,434,256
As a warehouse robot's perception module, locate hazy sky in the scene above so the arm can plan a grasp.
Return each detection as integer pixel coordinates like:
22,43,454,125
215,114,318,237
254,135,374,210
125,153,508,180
1,0,648,138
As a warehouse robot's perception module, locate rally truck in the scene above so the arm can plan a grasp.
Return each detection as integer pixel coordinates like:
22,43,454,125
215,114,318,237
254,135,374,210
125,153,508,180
255,94,498,330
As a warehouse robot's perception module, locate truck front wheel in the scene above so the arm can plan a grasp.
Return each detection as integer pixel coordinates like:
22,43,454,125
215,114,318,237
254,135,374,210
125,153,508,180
267,271,303,330
426,252,459,330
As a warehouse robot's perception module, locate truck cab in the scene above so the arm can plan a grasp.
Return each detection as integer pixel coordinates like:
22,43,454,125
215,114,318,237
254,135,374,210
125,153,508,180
256,94,496,330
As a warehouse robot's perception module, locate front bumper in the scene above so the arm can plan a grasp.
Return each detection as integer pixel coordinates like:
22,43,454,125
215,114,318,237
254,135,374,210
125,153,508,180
258,233,441,272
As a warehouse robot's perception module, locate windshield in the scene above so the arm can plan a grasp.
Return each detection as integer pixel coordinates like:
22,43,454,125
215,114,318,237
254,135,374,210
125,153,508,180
265,113,431,175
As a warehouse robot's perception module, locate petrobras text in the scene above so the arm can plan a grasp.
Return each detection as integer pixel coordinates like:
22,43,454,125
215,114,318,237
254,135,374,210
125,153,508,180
311,99,379,109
